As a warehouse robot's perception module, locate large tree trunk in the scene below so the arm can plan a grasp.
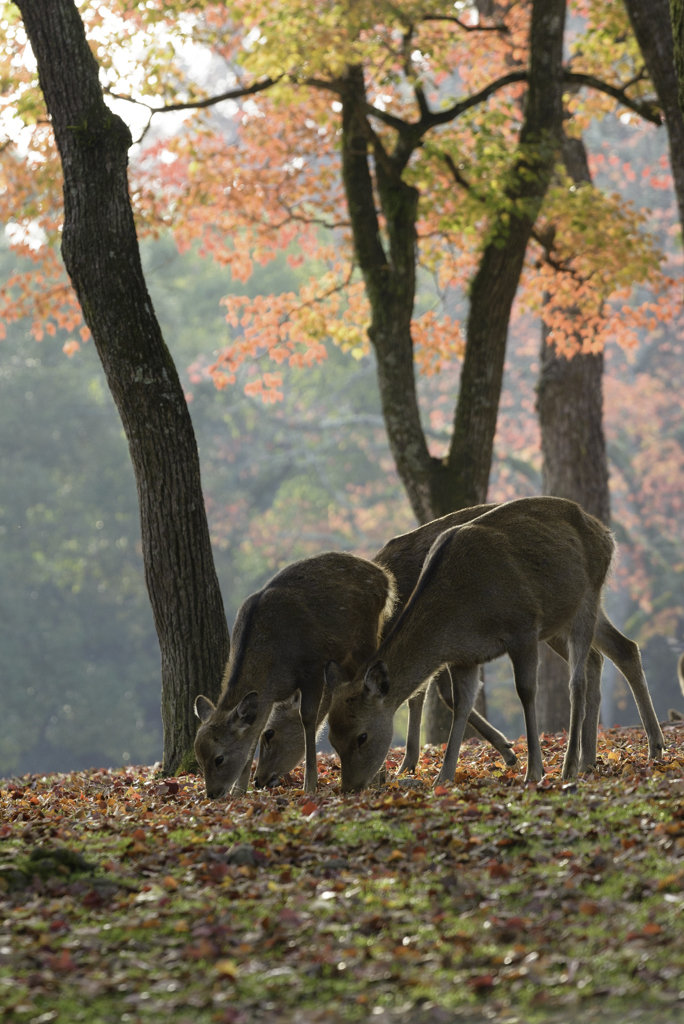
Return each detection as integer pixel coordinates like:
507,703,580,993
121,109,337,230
625,0,684,231
673,0,684,115
341,0,567,530
17,0,230,774
535,135,610,733
341,2,566,741
340,68,435,526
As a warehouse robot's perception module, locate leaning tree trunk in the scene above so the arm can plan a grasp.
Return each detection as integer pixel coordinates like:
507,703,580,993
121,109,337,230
624,0,684,232
535,135,611,734
16,0,230,774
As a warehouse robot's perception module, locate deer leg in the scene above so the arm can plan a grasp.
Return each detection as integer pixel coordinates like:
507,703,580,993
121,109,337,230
398,688,426,774
435,665,480,787
545,634,602,773
510,641,544,782
579,647,603,771
467,708,517,767
594,611,664,761
232,736,258,795
300,684,323,794
439,665,516,766
562,597,597,779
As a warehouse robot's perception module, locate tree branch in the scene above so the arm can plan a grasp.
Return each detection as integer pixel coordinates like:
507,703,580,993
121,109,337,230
421,14,509,33
365,66,663,143
563,71,662,124
104,76,278,114
364,70,527,136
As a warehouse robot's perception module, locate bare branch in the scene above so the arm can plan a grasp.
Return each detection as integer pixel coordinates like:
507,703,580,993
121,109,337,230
563,71,662,125
364,70,527,137
421,14,509,33
443,152,475,193
104,76,278,114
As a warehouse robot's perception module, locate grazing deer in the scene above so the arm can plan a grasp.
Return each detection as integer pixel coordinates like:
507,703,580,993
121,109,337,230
255,663,513,788
254,503,518,789
325,497,664,791
193,552,395,797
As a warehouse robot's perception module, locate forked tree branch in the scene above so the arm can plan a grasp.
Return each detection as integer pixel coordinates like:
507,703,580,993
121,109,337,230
563,71,662,124
365,68,663,140
104,76,278,114
421,14,509,33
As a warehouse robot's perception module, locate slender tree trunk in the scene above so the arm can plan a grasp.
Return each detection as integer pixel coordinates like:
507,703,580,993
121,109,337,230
16,0,230,774
625,0,684,231
341,0,567,529
535,135,610,733
340,68,435,526
341,2,566,741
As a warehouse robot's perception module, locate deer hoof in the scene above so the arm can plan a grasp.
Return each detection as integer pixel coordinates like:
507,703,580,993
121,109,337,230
502,749,518,767
397,760,416,775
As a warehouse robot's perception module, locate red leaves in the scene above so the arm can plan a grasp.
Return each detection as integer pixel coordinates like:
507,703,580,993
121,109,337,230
47,949,76,973
81,889,104,909
469,974,495,993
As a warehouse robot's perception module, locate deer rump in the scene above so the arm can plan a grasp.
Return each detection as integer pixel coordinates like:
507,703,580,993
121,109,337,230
325,496,664,791
255,503,518,790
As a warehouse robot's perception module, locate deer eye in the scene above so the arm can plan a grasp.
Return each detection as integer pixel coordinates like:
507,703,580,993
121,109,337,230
263,729,275,743
357,733,367,748
214,755,225,767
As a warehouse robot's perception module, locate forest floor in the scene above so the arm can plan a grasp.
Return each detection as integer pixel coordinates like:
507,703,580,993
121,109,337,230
2,727,684,1024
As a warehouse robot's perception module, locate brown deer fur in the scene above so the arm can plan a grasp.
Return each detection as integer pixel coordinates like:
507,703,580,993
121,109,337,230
325,497,664,791
255,504,518,788
193,552,395,797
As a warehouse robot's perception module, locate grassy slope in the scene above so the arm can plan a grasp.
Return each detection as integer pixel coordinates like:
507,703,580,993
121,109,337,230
2,728,684,1024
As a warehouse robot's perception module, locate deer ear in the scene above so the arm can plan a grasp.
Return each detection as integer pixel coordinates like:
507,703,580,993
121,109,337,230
194,695,215,723
236,691,259,726
324,661,348,692
364,661,390,699
281,691,301,710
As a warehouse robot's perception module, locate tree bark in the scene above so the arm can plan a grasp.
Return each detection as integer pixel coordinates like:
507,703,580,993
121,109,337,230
340,69,435,525
340,2,566,741
624,0,684,231
535,134,610,733
673,0,684,115
340,0,567,531
16,0,230,774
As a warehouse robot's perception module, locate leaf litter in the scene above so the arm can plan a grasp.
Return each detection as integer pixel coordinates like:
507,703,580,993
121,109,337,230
2,726,684,1023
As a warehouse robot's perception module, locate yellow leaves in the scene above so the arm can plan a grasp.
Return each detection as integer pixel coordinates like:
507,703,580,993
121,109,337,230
215,958,239,979
521,173,676,358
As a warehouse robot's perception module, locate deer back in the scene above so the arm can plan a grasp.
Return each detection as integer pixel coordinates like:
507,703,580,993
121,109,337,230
374,503,497,634
327,497,614,790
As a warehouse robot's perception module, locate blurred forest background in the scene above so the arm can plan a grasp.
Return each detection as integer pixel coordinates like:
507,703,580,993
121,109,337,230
2,94,684,777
